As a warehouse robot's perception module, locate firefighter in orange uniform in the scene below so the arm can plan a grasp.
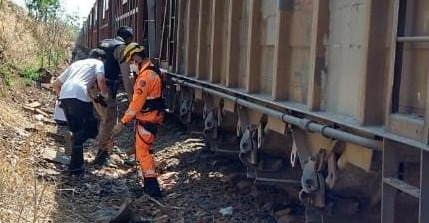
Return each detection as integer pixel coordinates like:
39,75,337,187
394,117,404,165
112,43,164,198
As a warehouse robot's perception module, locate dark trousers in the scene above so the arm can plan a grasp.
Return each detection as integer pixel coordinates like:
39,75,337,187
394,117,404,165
60,98,98,169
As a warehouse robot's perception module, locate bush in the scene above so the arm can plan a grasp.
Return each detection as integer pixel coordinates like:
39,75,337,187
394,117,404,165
0,74,12,87
0,64,14,86
22,67,41,81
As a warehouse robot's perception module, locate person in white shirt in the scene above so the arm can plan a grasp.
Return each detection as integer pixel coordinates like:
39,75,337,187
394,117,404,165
53,49,109,174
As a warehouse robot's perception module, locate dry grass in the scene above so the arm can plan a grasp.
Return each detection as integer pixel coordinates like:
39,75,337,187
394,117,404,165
0,2,78,221
0,140,56,223
0,89,57,222
0,0,39,69
0,82,91,222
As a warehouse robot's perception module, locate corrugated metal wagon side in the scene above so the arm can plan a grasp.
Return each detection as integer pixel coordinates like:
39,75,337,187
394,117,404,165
75,0,429,222
157,0,429,222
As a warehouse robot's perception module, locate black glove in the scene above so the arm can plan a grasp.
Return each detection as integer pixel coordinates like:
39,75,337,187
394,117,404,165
94,94,108,107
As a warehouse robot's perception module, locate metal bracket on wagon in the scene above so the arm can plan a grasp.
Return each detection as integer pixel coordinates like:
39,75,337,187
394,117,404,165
179,87,193,124
239,125,259,166
299,156,327,223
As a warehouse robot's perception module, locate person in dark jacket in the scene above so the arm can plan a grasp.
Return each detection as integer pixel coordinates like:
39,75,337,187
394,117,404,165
90,26,134,166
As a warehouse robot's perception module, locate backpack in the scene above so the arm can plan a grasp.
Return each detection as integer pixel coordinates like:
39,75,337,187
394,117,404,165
98,38,124,81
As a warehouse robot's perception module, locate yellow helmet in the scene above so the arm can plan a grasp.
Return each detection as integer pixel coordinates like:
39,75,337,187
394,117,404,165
123,42,144,63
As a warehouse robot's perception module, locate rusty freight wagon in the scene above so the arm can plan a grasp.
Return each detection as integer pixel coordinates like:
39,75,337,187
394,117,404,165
78,0,429,222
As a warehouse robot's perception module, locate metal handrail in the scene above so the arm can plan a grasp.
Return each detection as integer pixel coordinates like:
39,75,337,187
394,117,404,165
397,36,429,42
164,71,382,151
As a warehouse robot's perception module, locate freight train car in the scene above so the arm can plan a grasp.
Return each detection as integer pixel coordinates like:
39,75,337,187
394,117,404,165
78,0,429,222
77,0,168,59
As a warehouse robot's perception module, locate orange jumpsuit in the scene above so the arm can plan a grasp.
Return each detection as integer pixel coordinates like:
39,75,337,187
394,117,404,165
120,61,163,177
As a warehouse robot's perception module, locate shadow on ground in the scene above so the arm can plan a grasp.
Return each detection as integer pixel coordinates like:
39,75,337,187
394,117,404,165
37,96,300,223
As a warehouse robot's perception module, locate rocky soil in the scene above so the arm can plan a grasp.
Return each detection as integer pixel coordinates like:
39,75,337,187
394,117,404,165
0,82,304,223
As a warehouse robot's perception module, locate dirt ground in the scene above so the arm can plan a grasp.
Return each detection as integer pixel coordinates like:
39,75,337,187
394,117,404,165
1,82,303,223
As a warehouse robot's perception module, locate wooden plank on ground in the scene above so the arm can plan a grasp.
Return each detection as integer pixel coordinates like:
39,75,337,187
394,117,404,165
26,101,42,108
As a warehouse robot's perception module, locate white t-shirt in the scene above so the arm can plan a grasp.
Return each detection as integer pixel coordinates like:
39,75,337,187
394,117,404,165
58,58,105,102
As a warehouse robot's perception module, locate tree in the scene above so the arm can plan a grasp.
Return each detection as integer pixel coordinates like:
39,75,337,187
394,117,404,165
24,0,77,67
25,0,60,22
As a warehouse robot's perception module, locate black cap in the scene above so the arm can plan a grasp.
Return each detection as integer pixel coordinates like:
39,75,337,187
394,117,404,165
117,26,134,40
89,48,106,59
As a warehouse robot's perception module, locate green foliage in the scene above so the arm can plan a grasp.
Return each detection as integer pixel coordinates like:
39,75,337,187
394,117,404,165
1,0,77,88
0,64,14,87
49,48,68,67
64,12,80,32
0,65,40,87
0,64,13,75
22,67,41,81
25,0,60,22
0,73,12,87
23,0,76,68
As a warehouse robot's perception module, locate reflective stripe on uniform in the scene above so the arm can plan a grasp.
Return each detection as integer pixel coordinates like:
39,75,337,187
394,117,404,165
143,170,156,177
137,125,152,135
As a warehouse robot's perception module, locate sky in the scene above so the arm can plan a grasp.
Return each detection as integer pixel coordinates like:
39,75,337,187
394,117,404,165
9,0,96,24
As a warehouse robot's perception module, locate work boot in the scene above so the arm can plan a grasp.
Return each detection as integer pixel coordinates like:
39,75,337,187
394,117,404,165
67,146,84,175
144,177,162,198
65,164,84,175
93,150,110,166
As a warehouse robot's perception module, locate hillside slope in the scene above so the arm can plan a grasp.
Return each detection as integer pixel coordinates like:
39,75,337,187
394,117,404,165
0,0,40,72
0,1,71,221
0,0,73,80
0,83,58,222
